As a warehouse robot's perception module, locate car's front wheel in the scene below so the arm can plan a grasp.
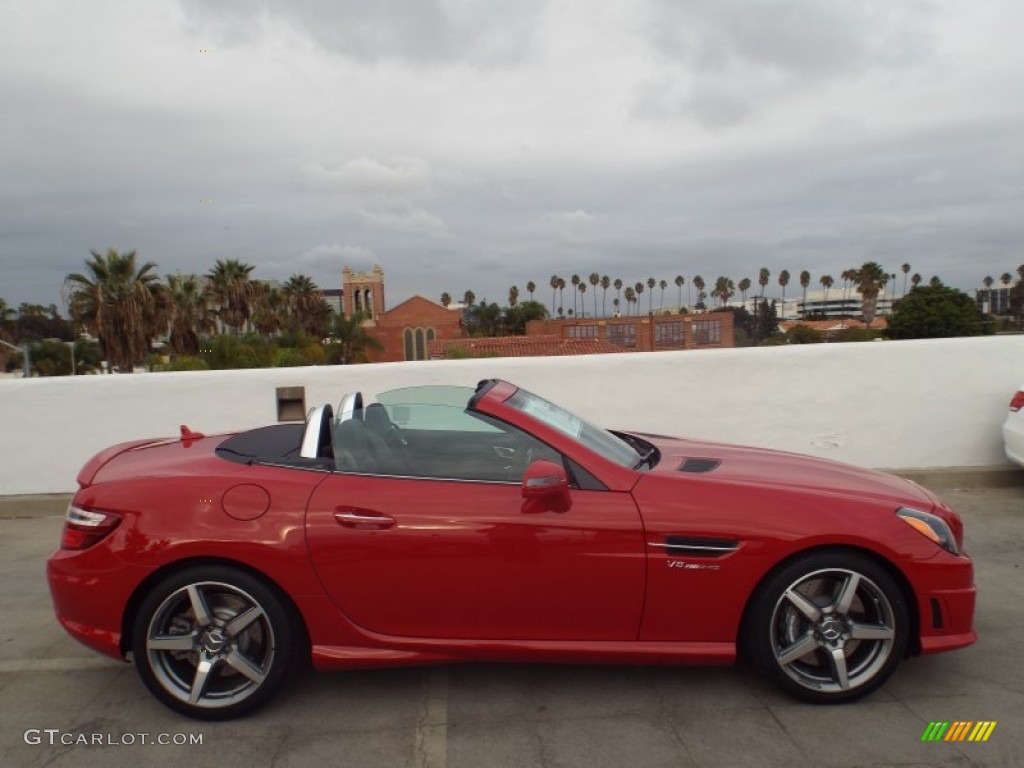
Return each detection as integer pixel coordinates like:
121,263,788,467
132,566,295,720
745,551,909,703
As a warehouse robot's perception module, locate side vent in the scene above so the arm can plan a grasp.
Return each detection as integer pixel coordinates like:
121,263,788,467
677,457,721,474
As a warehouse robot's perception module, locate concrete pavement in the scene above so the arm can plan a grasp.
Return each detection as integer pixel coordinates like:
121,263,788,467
1,484,1022,767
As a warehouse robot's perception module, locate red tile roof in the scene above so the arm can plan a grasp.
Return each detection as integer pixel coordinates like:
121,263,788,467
429,334,628,359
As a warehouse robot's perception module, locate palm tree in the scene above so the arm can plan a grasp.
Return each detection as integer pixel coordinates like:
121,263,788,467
600,275,610,317
738,278,751,308
614,278,623,307
463,289,476,307
911,272,922,288
647,277,656,314
712,276,735,307
329,312,383,364
624,286,636,315
634,282,644,314
281,274,322,335
612,297,620,316
982,276,994,314
778,270,790,318
508,285,519,307
674,275,684,309
1001,272,1013,288
165,273,212,355
557,278,566,315
588,273,600,318
526,281,536,302
692,275,706,310
578,282,587,316
570,274,581,316
206,259,256,335
440,292,452,308
549,275,560,317
819,274,834,313
758,268,770,302
66,248,163,372
901,263,911,296
659,279,668,312
840,268,857,317
852,261,889,326
799,270,810,313
251,282,285,336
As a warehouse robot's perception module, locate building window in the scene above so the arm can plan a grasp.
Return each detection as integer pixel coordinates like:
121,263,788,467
693,319,722,346
427,328,436,343
415,328,426,360
607,323,636,348
654,321,685,349
567,324,599,339
403,329,414,361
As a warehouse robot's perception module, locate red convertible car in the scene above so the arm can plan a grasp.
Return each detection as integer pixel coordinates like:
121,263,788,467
48,380,976,720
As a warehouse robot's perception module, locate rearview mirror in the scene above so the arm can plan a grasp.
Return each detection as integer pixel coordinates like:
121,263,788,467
521,460,571,513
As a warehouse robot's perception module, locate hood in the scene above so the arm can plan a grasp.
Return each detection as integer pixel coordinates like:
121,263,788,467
637,433,933,508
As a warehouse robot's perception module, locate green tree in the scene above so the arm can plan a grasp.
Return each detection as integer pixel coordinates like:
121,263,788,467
505,300,548,335
327,312,383,364
589,273,600,318
463,289,476,307
440,292,452,308
738,277,751,307
888,284,989,339
787,324,824,344
66,248,163,372
614,278,623,307
578,282,587,316
526,281,536,302
601,275,611,317
647,277,656,314
758,267,770,301
901,263,911,296
674,275,684,309
712,276,735,307
819,274,834,309
549,275,560,317
570,274,581,316
911,272,922,288
692,275,706,310
799,270,810,311
508,285,519,307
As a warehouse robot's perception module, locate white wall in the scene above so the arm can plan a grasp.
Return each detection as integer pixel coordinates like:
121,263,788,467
1,336,1021,495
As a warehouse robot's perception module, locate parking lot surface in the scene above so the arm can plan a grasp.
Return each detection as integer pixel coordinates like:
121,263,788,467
1,485,1022,768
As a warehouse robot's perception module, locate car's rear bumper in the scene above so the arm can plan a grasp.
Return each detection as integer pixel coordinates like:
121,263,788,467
1004,415,1024,467
47,548,150,662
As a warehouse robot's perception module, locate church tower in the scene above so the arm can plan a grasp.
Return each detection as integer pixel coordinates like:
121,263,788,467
342,265,386,322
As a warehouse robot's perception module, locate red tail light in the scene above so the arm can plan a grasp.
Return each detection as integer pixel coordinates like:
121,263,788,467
1011,391,1024,412
61,505,121,550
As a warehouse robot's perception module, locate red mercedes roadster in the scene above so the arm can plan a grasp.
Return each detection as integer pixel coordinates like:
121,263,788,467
48,379,976,719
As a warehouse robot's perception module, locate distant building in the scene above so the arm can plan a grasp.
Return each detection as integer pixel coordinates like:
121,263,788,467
340,266,464,362
780,318,888,341
798,290,895,320
317,288,343,315
975,286,1014,316
525,312,734,352
430,334,627,359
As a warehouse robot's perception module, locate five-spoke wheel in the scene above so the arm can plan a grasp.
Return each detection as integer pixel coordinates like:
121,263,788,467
132,566,296,720
745,552,908,703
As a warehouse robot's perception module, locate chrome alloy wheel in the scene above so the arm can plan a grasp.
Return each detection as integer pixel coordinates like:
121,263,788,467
770,568,896,694
145,581,275,710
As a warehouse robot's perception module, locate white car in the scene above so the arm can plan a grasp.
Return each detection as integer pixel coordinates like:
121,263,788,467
1004,387,1024,467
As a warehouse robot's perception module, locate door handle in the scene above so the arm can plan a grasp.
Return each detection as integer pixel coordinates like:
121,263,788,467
334,508,396,529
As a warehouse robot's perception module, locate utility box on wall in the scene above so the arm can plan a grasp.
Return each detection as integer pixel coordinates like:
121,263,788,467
276,386,306,422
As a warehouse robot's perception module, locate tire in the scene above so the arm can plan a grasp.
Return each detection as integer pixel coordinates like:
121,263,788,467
132,565,296,720
743,551,909,704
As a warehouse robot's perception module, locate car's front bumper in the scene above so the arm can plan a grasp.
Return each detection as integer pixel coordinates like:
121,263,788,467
911,552,977,655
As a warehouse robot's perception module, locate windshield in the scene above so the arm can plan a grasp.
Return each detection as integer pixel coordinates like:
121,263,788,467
504,388,639,468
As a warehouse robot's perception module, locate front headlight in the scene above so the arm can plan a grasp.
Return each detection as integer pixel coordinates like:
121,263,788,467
897,507,959,555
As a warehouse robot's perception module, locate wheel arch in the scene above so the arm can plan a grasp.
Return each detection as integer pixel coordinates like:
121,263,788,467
737,544,921,659
120,556,312,664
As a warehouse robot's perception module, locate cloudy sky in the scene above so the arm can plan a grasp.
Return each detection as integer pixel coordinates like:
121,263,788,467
2,0,1022,311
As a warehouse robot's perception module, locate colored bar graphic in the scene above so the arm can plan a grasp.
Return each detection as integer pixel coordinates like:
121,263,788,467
921,721,996,742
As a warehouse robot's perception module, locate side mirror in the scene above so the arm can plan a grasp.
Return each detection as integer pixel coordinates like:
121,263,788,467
521,460,571,513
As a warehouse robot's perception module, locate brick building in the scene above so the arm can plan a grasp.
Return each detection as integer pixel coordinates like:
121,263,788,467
429,334,627,359
341,267,464,363
525,312,734,352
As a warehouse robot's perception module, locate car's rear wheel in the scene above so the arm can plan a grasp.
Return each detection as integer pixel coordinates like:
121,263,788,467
745,551,909,703
132,566,295,720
